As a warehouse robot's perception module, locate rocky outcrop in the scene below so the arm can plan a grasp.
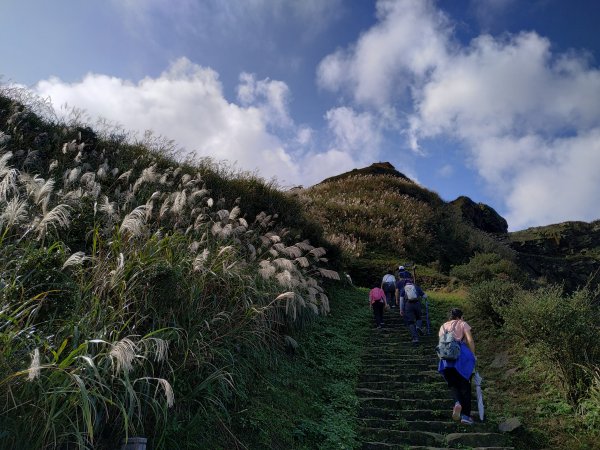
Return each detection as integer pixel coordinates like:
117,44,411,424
451,196,508,234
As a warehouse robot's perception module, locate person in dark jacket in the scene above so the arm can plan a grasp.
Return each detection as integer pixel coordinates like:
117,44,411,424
399,279,427,343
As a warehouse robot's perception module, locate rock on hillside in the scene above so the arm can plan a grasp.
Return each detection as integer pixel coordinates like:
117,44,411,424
451,196,508,234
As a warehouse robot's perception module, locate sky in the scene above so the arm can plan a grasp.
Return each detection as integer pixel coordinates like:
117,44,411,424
1,0,600,231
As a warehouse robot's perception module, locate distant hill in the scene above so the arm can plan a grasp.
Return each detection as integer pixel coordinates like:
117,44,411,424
296,162,599,291
508,220,600,290
294,163,512,286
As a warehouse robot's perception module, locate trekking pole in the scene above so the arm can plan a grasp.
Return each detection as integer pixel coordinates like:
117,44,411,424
425,300,431,335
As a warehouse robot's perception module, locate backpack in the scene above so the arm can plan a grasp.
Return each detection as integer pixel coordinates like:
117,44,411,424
404,283,418,300
436,322,461,361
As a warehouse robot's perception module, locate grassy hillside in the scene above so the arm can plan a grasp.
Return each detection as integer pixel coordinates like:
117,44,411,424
294,165,514,287
0,89,341,449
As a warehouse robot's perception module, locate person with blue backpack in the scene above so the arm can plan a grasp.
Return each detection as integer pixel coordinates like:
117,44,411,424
436,308,477,425
398,278,427,343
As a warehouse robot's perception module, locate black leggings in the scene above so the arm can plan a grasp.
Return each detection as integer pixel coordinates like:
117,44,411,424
443,368,472,416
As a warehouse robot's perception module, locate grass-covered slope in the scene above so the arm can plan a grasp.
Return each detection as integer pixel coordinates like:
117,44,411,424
0,89,341,449
294,163,513,287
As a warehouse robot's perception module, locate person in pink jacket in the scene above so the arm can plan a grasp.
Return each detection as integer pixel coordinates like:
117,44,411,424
369,282,386,329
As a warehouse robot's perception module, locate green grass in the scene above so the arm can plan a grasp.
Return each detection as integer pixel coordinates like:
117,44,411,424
226,285,371,450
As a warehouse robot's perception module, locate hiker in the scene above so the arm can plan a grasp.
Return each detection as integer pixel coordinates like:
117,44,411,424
381,269,397,308
399,279,427,343
437,308,477,425
369,282,386,329
396,265,412,282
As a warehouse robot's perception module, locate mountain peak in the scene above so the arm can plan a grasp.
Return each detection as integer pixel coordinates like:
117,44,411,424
317,162,412,185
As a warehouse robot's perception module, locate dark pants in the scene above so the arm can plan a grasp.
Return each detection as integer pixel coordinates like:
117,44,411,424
443,368,473,417
404,300,422,340
383,288,395,306
372,302,384,326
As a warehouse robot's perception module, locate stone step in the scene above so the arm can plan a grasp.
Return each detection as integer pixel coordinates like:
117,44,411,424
362,444,513,450
358,407,480,422
356,388,449,399
357,380,447,390
365,362,438,369
359,372,440,383
359,429,510,448
359,418,473,433
358,427,444,447
359,397,455,410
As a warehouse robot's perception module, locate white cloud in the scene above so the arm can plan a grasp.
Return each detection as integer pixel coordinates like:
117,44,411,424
317,0,600,229
32,57,370,188
237,72,292,128
438,164,454,177
325,107,383,161
317,0,451,107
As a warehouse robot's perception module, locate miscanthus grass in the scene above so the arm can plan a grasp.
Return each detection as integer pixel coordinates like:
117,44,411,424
0,89,339,449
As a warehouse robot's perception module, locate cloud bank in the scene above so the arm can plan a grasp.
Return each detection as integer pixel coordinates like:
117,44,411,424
34,58,371,187
317,0,600,229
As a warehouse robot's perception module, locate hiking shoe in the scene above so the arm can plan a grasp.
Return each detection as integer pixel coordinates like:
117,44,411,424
452,402,462,421
460,415,474,425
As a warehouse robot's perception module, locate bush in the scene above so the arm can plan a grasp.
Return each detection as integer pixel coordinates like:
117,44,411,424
468,279,522,328
450,252,523,284
503,286,600,405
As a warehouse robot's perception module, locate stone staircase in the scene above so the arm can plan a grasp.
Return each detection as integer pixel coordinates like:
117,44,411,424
357,308,513,450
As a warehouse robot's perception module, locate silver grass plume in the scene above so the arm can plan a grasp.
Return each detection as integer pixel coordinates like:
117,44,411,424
49,159,59,172
110,337,138,374
65,167,82,186
133,164,158,193
258,260,276,279
0,197,28,230
0,168,19,203
229,206,241,221
118,169,132,183
276,270,293,288
295,256,310,268
27,348,41,381
120,205,149,238
318,268,340,280
238,217,248,228
36,204,71,240
295,240,314,252
193,248,209,272
62,251,90,269
188,188,208,205
0,151,13,178
216,209,229,223
273,258,294,271
309,247,327,258
171,190,187,216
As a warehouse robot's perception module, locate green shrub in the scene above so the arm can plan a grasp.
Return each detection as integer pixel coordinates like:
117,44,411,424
468,279,522,328
503,286,600,405
451,252,523,284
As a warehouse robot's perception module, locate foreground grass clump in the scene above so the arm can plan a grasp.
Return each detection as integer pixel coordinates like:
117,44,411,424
0,89,339,449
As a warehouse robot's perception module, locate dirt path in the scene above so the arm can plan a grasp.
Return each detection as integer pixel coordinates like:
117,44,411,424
356,306,513,449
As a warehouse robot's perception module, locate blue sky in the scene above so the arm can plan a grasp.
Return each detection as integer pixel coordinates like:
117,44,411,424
1,0,599,230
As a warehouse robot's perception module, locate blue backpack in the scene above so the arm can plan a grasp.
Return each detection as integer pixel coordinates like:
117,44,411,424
436,322,461,361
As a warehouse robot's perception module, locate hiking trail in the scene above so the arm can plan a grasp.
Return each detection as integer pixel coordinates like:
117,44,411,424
356,306,514,449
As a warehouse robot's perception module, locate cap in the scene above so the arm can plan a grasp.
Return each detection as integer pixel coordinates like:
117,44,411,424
398,265,405,270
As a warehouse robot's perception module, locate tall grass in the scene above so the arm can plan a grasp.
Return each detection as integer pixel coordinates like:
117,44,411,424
0,89,339,448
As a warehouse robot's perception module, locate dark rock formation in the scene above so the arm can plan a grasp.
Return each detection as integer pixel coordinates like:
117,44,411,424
451,196,508,234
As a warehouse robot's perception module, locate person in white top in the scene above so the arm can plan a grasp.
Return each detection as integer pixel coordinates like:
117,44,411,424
380,269,396,308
